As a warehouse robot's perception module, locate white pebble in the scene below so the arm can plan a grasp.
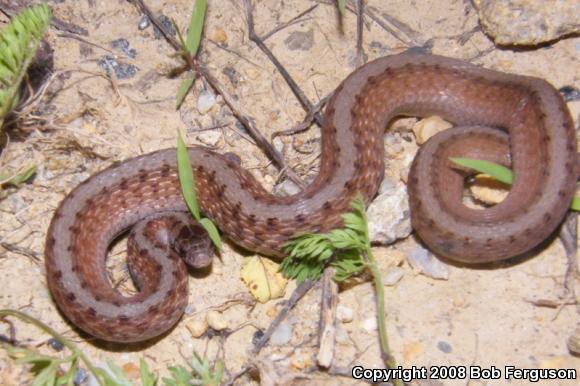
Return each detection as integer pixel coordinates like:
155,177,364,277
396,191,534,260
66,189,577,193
362,317,377,332
382,267,405,286
407,246,450,280
270,320,294,345
337,305,354,323
186,316,209,338
197,89,216,114
206,310,228,331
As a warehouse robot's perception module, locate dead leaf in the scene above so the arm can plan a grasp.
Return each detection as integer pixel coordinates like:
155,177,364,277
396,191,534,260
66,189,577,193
240,256,287,303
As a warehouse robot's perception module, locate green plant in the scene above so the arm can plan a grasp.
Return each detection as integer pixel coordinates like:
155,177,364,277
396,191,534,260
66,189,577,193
177,133,222,249
0,3,51,125
450,157,580,210
174,0,207,108
337,0,346,15
280,194,402,385
0,309,223,386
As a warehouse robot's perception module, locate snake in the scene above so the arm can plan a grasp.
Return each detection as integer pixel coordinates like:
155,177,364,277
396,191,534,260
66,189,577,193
45,53,577,342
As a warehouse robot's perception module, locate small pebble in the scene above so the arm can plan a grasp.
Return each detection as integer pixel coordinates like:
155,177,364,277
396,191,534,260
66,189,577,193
362,317,377,332
97,56,139,80
275,180,301,196
252,329,265,346
382,267,405,286
73,368,88,386
186,315,209,338
222,67,238,85
412,116,452,145
206,310,228,331
245,68,260,80
111,38,137,58
212,28,227,43
138,15,150,30
469,174,509,205
559,86,580,103
291,351,313,370
48,338,64,351
437,341,452,353
407,246,450,280
336,305,354,323
197,130,221,146
197,89,216,114
270,320,293,345
567,327,580,355
367,178,412,244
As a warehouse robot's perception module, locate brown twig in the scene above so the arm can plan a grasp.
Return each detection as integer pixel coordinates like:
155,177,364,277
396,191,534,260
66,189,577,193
271,94,330,140
252,279,316,353
261,4,319,41
559,212,579,294
129,0,307,186
0,241,40,263
317,267,338,368
355,0,365,68
314,0,421,47
244,0,324,127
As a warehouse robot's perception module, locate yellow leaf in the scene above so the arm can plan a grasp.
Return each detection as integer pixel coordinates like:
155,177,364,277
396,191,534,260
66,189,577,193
240,256,288,303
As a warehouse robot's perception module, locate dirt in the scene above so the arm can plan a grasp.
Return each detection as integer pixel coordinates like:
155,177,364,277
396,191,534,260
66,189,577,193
0,0,579,385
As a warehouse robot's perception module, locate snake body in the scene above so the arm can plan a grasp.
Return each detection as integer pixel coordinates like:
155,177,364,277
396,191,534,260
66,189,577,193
45,53,577,342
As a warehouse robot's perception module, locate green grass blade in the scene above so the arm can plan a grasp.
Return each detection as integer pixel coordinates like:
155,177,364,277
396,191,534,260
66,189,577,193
175,72,195,109
140,359,157,386
449,157,513,184
0,164,36,186
177,134,200,219
337,0,346,15
185,0,207,55
571,197,580,211
200,217,222,250
450,157,579,212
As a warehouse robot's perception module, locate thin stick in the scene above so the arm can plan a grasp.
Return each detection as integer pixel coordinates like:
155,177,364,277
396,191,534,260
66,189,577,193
317,267,338,368
252,279,316,352
244,0,324,127
261,4,319,41
129,0,306,186
355,0,365,68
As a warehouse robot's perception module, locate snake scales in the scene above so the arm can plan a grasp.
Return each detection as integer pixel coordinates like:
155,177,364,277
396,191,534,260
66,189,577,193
45,53,577,342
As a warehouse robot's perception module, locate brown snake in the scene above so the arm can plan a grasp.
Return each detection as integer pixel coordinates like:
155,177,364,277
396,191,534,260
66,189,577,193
45,53,577,342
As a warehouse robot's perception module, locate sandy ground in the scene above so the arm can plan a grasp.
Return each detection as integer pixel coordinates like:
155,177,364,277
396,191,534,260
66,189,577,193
0,0,579,385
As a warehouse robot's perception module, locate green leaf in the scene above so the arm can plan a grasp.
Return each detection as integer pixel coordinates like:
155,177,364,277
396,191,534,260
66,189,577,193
199,217,222,250
140,359,157,386
332,249,366,282
176,134,200,219
185,0,207,55
176,135,222,250
0,3,51,119
175,72,195,109
571,197,580,211
337,0,346,15
0,163,36,187
56,358,78,386
450,157,580,212
31,361,58,386
104,360,133,386
162,366,193,386
449,157,513,184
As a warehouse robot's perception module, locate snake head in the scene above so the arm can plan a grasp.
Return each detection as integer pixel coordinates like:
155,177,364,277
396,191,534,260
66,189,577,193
173,223,214,269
